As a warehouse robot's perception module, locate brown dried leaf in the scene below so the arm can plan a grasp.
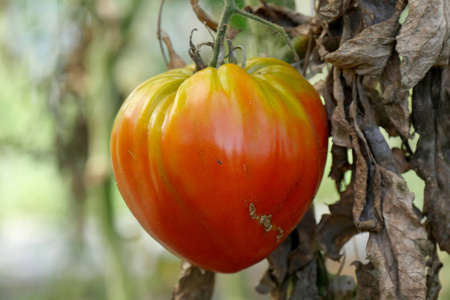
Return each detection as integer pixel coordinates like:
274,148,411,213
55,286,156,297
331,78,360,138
366,168,431,300
396,0,448,91
266,234,291,285
436,0,450,66
363,80,398,136
356,79,399,174
172,262,215,300
322,16,400,76
244,3,312,29
318,0,353,24
331,68,352,147
358,0,400,26
288,259,318,300
426,243,443,300
351,78,385,230
316,181,359,260
288,208,317,272
255,270,278,295
256,208,318,299
391,147,411,173
411,67,450,253
352,261,381,300
380,55,411,138
329,144,350,191
329,275,356,300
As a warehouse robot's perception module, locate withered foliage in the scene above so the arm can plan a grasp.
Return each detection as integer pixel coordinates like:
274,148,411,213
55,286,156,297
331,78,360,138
172,262,215,300
174,0,449,299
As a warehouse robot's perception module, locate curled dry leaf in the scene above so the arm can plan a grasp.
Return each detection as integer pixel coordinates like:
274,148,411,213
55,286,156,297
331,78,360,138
329,144,350,191
321,16,400,76
362,80,398,136
391,147,411,173
411,67,450,253
352,261,381,300
288,259,318,300
172,262,215,300
379,55,411,138
366,168,431,300
316,178,359,261
426,241,443,300
320,0,407,77
317,0,353,24
329,275,356,300
358,0,400,26
330,68,352,147
256,208,318,300
396,0,448,92
244,3,312,29
435,0,450,66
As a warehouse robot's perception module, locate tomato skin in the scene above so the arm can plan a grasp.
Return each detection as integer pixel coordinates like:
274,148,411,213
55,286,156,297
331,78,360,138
111,57,328,273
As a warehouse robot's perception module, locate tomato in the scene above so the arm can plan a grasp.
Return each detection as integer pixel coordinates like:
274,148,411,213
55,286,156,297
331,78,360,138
110,57,328,273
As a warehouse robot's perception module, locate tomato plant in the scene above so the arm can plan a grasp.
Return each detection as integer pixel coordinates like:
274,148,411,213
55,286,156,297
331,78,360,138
110,57,328,273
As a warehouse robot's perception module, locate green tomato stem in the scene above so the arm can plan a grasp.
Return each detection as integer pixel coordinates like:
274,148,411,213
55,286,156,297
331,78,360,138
209,0,235,68
208,0,299,68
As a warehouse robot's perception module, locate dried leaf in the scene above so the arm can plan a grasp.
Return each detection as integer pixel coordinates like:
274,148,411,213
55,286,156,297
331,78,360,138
358,0,400,26
329,275,356,300
316,181,359,260
380,55,411,137
363,81,398,136
244,3,312,29
257,208,318,299
330,68,352,147
351,78,385,230
329,144,350,191
318,0,353,24
391,147,411,173
288,259,318,300
322,16,400,76
356,79,399,174
396,0,448,91
288,208,317,271
426,243,443,300
366,168,431,300
435,0,450,66
352,261,381,300
411,67,450,253
172,262,215,300
255,270,278,295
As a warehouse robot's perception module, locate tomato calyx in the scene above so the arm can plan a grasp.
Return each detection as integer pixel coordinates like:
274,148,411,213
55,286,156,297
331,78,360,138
188,27,247,72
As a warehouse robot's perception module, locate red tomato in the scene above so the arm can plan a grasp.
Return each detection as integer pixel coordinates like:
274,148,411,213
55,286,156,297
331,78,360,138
110,57,328,273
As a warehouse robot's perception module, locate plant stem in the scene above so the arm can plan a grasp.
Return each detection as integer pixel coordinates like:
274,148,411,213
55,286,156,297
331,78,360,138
209,0,235,68
208,0,299,68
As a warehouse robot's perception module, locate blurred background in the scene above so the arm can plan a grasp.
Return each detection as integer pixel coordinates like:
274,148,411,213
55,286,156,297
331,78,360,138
0,0,448,299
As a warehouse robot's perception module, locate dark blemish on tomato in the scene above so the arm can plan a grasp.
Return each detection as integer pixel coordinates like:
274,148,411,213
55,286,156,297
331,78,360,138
217,159,222,165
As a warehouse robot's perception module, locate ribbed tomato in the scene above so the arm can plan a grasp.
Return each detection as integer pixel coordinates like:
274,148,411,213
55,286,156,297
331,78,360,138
110,57,328,273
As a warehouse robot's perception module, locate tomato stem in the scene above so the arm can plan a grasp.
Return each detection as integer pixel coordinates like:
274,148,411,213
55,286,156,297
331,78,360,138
208,0,299,68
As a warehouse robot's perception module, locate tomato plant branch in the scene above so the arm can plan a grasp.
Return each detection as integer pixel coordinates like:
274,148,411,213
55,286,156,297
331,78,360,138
209,0,299,68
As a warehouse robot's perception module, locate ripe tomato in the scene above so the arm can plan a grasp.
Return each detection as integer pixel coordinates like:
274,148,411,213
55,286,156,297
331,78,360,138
110,57,328,273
